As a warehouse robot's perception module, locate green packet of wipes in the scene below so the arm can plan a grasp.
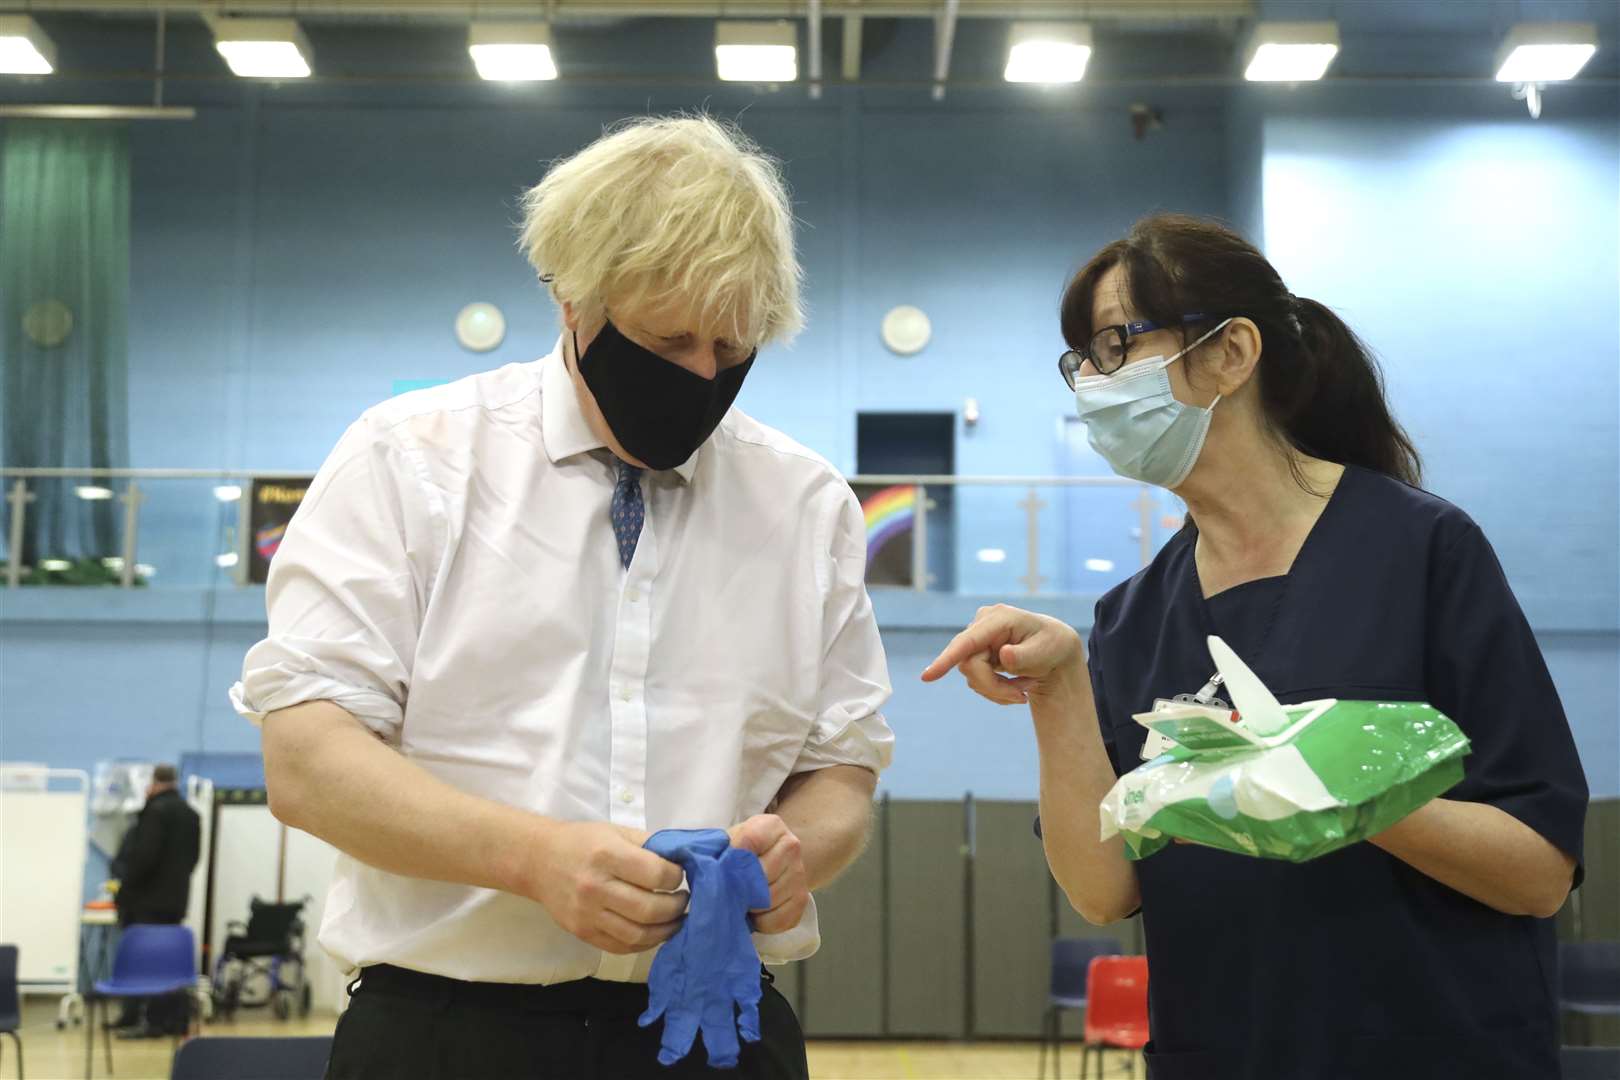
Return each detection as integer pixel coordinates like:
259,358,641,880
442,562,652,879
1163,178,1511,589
1098,636,1471,863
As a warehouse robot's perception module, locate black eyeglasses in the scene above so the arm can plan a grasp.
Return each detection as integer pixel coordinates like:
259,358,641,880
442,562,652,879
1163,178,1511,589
1059,314,1211,389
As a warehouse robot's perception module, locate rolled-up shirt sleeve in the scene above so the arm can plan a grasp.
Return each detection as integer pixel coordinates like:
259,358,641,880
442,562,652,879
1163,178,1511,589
230,414,440,742
790,484,895,776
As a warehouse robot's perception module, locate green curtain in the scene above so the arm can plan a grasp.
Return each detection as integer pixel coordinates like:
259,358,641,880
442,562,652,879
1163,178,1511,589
0,120,131,569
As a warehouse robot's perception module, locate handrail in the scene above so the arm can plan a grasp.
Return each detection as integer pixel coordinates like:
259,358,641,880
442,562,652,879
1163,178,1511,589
0,468,1158,590
0,466,1137,487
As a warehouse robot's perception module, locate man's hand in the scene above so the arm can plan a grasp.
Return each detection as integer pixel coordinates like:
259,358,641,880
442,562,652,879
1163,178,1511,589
726,814,809,935
525,821,688,955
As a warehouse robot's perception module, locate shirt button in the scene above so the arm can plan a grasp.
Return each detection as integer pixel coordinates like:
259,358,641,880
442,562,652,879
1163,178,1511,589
626,588,641,604
619,688,633,702
620,789,634,804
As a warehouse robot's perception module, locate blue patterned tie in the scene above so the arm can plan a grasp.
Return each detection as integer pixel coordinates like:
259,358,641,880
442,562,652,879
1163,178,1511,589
611,461,644,570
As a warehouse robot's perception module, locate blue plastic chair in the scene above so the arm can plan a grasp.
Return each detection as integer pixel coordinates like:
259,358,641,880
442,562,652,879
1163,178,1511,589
86,925,197,1079
1561,941,1620,1015
1560,940,1620,1049
0,944,23,1079
170,1036,333,1079
1038,937,1121,1080
1560,1045,1620,1080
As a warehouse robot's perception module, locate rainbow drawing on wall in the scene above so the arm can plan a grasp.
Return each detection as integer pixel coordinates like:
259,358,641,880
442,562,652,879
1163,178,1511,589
861,484,916,563
255,523,288,562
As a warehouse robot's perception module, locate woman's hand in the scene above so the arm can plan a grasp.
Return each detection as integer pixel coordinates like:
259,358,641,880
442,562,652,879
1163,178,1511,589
922,604,1137,924
920,604,1086,704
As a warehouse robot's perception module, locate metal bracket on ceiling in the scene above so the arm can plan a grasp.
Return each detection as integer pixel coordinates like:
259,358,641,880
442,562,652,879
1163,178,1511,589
930,0,957,101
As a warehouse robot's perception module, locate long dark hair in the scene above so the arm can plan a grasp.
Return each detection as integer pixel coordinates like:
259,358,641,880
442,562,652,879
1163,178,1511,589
1060,213,1422,488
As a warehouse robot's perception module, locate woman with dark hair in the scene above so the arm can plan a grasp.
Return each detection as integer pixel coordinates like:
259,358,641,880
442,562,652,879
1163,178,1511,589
924,214,1587,1079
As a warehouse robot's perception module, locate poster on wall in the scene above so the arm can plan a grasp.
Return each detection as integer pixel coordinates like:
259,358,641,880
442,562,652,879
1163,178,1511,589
851,482,917,588
244,478,310,585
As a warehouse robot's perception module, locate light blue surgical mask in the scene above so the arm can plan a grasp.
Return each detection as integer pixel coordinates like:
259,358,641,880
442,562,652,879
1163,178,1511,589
1071,318,1232,489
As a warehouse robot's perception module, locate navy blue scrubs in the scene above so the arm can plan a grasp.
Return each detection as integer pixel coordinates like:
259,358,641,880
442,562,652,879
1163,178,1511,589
1087,465,1588,1080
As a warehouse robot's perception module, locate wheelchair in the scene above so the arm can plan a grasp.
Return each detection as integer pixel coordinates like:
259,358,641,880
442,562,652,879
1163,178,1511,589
210,896,313,1021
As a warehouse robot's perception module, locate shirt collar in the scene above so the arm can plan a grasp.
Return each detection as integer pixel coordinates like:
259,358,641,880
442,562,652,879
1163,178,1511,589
539,335,700,484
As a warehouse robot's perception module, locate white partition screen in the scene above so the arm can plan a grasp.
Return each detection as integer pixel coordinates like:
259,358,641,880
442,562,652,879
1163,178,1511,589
0,767,90,993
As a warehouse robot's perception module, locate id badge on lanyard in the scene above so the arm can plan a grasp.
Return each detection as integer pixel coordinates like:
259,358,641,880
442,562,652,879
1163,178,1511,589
1140,672,1232,760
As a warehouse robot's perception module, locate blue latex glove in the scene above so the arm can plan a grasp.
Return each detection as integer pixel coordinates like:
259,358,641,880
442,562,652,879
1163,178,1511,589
639,828,773,1069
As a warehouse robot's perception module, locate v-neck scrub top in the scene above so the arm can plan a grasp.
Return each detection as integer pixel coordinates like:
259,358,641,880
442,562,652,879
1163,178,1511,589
1086,466,1588,1080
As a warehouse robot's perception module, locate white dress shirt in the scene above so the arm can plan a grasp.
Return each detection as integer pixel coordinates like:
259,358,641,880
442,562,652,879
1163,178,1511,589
231,340,894,985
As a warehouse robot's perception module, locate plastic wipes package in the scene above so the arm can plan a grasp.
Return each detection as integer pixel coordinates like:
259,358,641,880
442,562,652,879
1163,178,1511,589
1099,636,1471,863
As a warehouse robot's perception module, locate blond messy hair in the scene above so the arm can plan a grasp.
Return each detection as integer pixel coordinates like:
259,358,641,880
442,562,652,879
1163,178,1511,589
518,114,804,347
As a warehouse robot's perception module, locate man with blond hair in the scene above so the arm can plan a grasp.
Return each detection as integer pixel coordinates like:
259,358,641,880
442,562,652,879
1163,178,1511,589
232,116,892,1078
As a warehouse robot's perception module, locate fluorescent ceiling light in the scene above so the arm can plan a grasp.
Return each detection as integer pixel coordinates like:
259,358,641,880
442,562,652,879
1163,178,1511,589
213,484,243,502
101,557,123,569
1495,22,1598,82
75,485,113,501
212,18,312,79
976,548,1008,564
135,563,156,578
1004,22,1092,84
469,22,557,81
1244,21,1339,82
1084,558,1116,573
715,21,797,82
0,15,56,75
39,558,71,572
216,552,240,569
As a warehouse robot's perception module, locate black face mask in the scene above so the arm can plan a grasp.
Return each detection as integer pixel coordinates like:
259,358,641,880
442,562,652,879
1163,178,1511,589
574,319,755,471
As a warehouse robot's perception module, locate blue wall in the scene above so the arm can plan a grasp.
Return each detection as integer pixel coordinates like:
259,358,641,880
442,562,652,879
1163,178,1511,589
107,83,1231,595
1252,83,1620,799
1,594,1612,803
2,72,1617,803
1260,86,1620,633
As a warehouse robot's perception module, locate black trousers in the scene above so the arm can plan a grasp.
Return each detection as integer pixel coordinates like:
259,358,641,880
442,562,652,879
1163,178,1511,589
113,913,189,1034
326,964,810,1080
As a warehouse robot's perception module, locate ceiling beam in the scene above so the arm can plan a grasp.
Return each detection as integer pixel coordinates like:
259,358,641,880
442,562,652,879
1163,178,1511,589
0,105,195,119
23,1,1255,20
